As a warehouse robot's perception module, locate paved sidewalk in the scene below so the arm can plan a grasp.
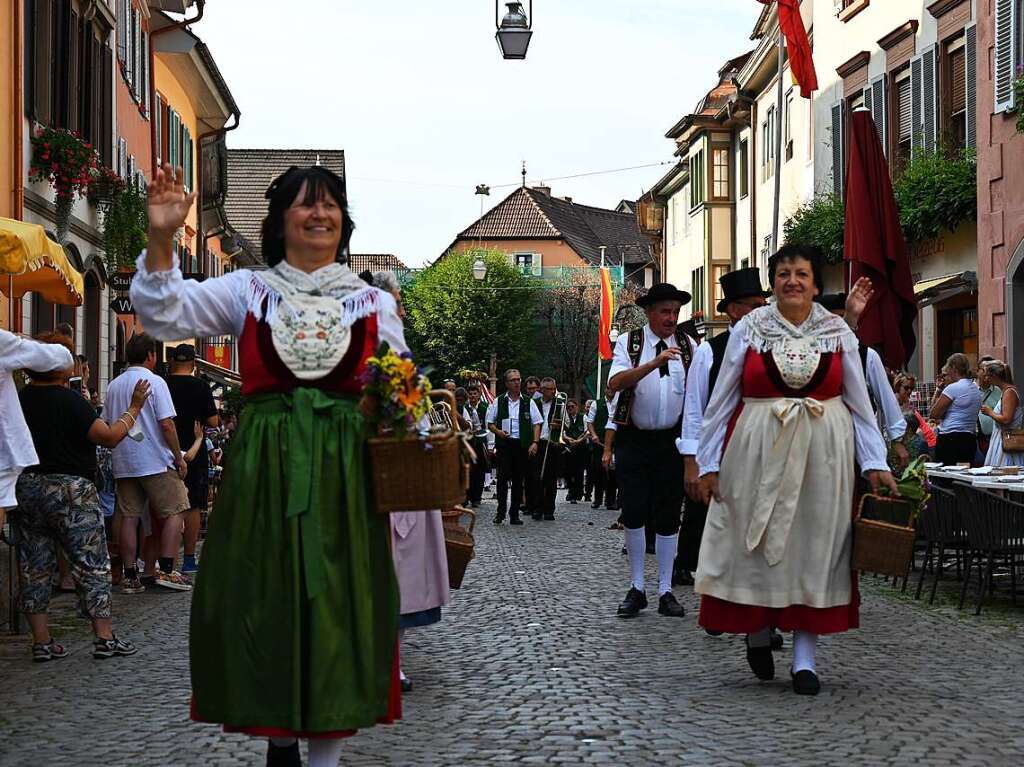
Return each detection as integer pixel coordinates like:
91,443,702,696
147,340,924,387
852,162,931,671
2,492,1024,765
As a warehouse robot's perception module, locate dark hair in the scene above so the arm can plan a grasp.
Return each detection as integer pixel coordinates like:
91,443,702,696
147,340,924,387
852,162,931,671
260,166,355,267
126,333,158,365
25,332,73,382
525,375,541,386
56,322,74,339
76,354,88,364
454,387,468,399
767,244,824,296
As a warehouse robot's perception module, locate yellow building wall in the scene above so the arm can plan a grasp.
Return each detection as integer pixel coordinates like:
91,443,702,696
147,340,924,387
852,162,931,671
452,239,586,269
0,1,16,328
153,58,200,238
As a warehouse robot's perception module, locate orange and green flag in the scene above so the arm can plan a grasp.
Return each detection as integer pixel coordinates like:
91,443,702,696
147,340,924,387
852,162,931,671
598,267,614,360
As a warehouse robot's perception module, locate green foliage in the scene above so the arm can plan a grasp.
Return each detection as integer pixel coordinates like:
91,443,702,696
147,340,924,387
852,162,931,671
1015,73,1024,135
893,148,977,244
403,249,540,378
221,384,244,418
783,193,846,264
102,181,149,272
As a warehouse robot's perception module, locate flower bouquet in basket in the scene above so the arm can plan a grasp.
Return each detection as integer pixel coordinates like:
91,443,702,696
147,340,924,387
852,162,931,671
361,344,467,513
853,456,931,578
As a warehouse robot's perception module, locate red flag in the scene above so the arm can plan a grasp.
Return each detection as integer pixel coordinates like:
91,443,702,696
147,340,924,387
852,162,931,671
598,267,614,361
758,0,818,98
844,110,917,370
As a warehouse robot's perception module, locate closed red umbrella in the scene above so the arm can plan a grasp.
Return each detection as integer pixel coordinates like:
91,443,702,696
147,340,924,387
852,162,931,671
844,109,917,370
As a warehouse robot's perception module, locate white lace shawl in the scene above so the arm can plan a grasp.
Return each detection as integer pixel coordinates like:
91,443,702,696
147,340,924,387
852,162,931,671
743,303,856,355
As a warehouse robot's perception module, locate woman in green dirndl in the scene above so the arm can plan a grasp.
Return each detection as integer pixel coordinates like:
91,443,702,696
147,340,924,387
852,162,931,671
131,163,406,766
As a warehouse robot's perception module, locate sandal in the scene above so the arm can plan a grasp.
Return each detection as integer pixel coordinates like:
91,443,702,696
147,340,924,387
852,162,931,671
32,638,69,663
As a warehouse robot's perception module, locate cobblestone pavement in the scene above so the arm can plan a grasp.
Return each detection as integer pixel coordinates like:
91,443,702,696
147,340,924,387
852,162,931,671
3,490,1024,766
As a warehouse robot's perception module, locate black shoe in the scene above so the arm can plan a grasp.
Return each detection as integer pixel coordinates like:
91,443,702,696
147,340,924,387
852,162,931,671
704,628,724,636
400,677,413,693
657,592,686,617
771,630,784,651
616,587,648,618
591,500,602,509
744,637,776,681
569,499,578,505
672,570,695,587
606,503,620,511
791,669,821,695
583,495,592,502
543,513,555,520
493,512,505,525
532,512,543,521
509,514,524,526
266,739,302,767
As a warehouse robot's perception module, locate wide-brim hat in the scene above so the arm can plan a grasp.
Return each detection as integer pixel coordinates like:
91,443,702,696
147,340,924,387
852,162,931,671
716,267,770,313
636,282,692,308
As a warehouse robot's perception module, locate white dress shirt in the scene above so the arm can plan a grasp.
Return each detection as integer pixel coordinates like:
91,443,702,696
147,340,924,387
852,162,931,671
0,330,75,473
677,340,715,455
696,316,889,476
538,397,556,441
863,346,907,441
485,395,543,439
608,324,693,430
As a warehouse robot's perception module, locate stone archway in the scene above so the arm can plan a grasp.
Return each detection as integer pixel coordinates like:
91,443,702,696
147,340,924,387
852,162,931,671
1006,237,1024,372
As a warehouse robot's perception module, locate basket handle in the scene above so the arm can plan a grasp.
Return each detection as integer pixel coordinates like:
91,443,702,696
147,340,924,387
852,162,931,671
447,505,476,533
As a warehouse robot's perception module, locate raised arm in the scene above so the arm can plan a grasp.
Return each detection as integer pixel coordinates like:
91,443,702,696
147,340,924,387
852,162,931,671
0,328,73,372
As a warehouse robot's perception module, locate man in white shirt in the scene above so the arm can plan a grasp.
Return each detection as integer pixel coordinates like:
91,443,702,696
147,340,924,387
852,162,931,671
608,283,695,619
677,268,769,587
105,333,191,593
532,377,563,520
585,390,618,510
486,369,543,526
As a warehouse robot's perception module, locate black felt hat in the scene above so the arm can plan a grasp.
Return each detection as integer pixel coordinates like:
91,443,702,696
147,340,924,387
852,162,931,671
716,267,770,313
817,293,847,312
636,282,692,308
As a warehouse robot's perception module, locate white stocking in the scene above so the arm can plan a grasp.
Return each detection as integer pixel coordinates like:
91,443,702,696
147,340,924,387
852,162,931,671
398,628,406,680
792,630,818,673
655,534,678,596
308,738,345,767
624,527,646,591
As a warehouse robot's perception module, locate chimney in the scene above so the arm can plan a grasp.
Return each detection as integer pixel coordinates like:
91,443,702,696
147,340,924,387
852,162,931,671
562,196,573,203
532,184,551,196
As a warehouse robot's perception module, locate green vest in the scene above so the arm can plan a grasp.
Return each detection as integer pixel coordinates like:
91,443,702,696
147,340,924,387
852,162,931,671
593,398,609,435
473,400,489,435
496,394,535,448
566,412,585,439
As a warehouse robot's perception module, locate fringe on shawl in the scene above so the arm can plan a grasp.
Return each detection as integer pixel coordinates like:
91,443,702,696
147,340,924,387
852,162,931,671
742,305,857,355
244,274,379,327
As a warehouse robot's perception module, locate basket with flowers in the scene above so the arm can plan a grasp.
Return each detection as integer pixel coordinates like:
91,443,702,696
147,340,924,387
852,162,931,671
853,456,931,578
362,344,467,513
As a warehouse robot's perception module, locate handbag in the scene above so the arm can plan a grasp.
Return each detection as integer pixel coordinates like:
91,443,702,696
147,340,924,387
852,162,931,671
1002,428,1024,453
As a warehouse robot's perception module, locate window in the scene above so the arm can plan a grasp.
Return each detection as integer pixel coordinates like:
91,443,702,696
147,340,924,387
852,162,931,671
712,264,728,316
515,253,533,269
762,105,776,181
513,252,542,275
994,0,1024,112
689,149,706,208
682,185,691,234
945,37,967,149
784,90,795,161
738,139,749,199
711,146,730,201
670,196,677,246
691,266,705,315
893,67,912,169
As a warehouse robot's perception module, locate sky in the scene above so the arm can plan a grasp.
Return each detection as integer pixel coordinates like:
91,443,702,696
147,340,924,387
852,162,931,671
196,0,763,266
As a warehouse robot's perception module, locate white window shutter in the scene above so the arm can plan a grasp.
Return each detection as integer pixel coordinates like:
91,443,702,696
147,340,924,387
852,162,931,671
966,22,977,150
870,75,888,157
532,253,543,277
831,101,844,201
910,54,924,152
922,45,937,152
994,0,1017,113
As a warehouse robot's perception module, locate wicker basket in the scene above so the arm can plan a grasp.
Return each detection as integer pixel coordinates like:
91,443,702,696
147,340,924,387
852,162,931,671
442,507,476,590
368,390,468,513
852,494,917,578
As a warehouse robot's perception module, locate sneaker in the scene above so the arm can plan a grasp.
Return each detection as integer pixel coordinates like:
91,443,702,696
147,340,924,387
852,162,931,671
180,556,199,574
93,634,137,659
153,570,193,591
32,638,69,663
120,576,145,594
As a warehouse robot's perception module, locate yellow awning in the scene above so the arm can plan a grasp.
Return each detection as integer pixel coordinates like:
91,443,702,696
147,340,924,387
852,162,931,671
913,274,961,296
0,217,84,306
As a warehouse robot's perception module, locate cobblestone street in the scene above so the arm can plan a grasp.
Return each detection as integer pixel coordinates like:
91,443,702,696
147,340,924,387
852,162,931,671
3,492,1024,766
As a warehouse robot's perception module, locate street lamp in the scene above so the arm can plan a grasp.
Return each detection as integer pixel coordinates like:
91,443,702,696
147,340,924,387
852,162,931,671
472,258,488,281
495,1,533,60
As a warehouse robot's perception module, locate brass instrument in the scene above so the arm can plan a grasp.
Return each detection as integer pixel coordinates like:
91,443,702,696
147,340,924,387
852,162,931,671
541,391,568,476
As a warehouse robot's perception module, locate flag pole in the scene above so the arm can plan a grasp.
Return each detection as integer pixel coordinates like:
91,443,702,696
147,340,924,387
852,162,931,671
770,27,785,255
597,245,606,398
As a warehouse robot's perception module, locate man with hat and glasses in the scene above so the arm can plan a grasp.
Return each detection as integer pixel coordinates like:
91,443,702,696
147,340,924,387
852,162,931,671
677,268,769,589
608,283,695,619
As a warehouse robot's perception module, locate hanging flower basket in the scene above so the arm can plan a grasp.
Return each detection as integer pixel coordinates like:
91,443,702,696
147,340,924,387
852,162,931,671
88,166,126,208
29,126,98,243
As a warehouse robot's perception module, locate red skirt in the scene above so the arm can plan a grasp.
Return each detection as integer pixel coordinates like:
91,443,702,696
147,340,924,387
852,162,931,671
191,645,403,739
698,572,860,635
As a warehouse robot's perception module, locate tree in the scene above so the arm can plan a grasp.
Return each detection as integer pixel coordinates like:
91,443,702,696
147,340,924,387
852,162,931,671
403,249,540,378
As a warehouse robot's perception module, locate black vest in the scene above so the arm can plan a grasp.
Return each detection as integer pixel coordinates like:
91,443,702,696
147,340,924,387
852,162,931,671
707,329,732,395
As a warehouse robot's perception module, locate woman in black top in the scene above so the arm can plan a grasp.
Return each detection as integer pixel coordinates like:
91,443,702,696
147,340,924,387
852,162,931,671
13,332,150,663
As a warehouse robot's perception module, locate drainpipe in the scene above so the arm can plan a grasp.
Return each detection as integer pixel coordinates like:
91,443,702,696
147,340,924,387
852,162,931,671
13,0,23,221
749,97,758,269
198,111,240,274
149,0,205,177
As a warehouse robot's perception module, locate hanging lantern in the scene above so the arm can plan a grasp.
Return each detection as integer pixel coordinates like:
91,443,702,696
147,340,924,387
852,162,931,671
495,1,533,60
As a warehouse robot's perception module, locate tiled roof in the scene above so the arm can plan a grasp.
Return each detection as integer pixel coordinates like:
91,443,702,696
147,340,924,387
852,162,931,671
348,253,409,274
454,186,653,268
224,149,346,262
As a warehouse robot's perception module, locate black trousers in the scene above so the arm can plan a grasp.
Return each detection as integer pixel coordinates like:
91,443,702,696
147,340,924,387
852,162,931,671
935,431,977,465
676,496,708,573
468,436,488,504
614,426,683,536
532,440,560,515
589,442,617,506
565,445,586,499
496,440,529,516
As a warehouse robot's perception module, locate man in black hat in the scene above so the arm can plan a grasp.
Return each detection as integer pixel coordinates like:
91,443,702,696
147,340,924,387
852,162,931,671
677,268,768,589
166,343,220,574
608,282,695,619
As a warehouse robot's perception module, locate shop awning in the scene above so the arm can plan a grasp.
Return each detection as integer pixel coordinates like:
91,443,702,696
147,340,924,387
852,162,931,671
0,217,84,305
914,271,977,308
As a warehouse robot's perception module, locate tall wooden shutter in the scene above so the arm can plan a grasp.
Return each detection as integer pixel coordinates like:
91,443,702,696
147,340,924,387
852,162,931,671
994,0,1017,112
831,101,845,201
116,0,126,63
32,0,54,125
101,44,113,167
870,75,888,157
965,22,977,150
155,94,162,166
910,54,924,152
66,8,80,132
922,45,937,152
